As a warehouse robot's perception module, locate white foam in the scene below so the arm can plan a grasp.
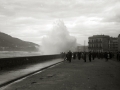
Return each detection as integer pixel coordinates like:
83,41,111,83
41,20,77,55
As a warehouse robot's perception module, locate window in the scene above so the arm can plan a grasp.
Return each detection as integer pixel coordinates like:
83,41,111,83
89,40,91,42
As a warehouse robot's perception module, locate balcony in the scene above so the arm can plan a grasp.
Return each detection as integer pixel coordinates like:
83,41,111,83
88,42,92,43
88,47,102,49
88,41,102,44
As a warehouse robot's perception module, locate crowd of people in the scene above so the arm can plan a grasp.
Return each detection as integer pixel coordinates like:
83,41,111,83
62,51,120,63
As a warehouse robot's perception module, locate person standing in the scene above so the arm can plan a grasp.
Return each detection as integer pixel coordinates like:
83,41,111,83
77,52,81,60
73,52,76,60
105,52,110,61
84,52,86,62
89,52,92,62
67,50,72,63
92,52,95,60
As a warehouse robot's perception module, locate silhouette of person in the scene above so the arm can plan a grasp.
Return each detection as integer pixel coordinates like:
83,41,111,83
67,50,72,63
77,52,81,60
89,52,92,62
84,52,86,62
73,52,76,60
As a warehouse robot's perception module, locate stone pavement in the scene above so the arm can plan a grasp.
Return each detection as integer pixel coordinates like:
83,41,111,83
2,58,120,90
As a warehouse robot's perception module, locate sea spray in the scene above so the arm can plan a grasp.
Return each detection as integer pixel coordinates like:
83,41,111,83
41,20,77,55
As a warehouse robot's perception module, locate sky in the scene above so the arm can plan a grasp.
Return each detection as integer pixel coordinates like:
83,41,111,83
0,0,120,45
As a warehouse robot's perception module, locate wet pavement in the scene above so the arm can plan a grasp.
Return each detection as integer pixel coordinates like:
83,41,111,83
2,58,120,90
0,59,63,87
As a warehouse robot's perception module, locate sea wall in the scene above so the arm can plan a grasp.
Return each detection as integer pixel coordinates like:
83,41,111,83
0,54,63,70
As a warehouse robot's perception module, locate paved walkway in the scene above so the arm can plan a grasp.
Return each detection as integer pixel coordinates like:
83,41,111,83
2,58,120,90
0,59,63,87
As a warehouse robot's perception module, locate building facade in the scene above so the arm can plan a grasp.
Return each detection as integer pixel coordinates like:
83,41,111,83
108,37,118,52
88,35,110,52
88,34,120,52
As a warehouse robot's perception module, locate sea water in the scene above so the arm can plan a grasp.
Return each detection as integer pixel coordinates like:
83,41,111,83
0,51,41,58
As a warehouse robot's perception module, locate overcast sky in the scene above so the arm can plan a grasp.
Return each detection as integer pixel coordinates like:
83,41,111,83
0,0,120,45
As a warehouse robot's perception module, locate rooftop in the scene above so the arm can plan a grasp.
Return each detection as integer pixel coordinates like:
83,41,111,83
89,35,110,39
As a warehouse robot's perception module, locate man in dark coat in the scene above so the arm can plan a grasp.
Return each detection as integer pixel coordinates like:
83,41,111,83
92,52,95,60
73,52,76,60
104,52,110,61
89,52,92,62
77,52,81,60
67,50,72,63
84,52,86,62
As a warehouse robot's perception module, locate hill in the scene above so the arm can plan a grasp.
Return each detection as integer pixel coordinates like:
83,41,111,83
0,32,39,52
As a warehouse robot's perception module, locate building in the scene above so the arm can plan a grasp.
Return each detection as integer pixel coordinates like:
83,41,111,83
108,37,118,52
118,34,120,51
88,35,110,52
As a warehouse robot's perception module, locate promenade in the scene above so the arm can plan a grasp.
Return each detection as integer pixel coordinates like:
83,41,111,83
3,58,120,90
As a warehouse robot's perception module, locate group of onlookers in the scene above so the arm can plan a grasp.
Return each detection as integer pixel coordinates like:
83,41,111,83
62,51,120,63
